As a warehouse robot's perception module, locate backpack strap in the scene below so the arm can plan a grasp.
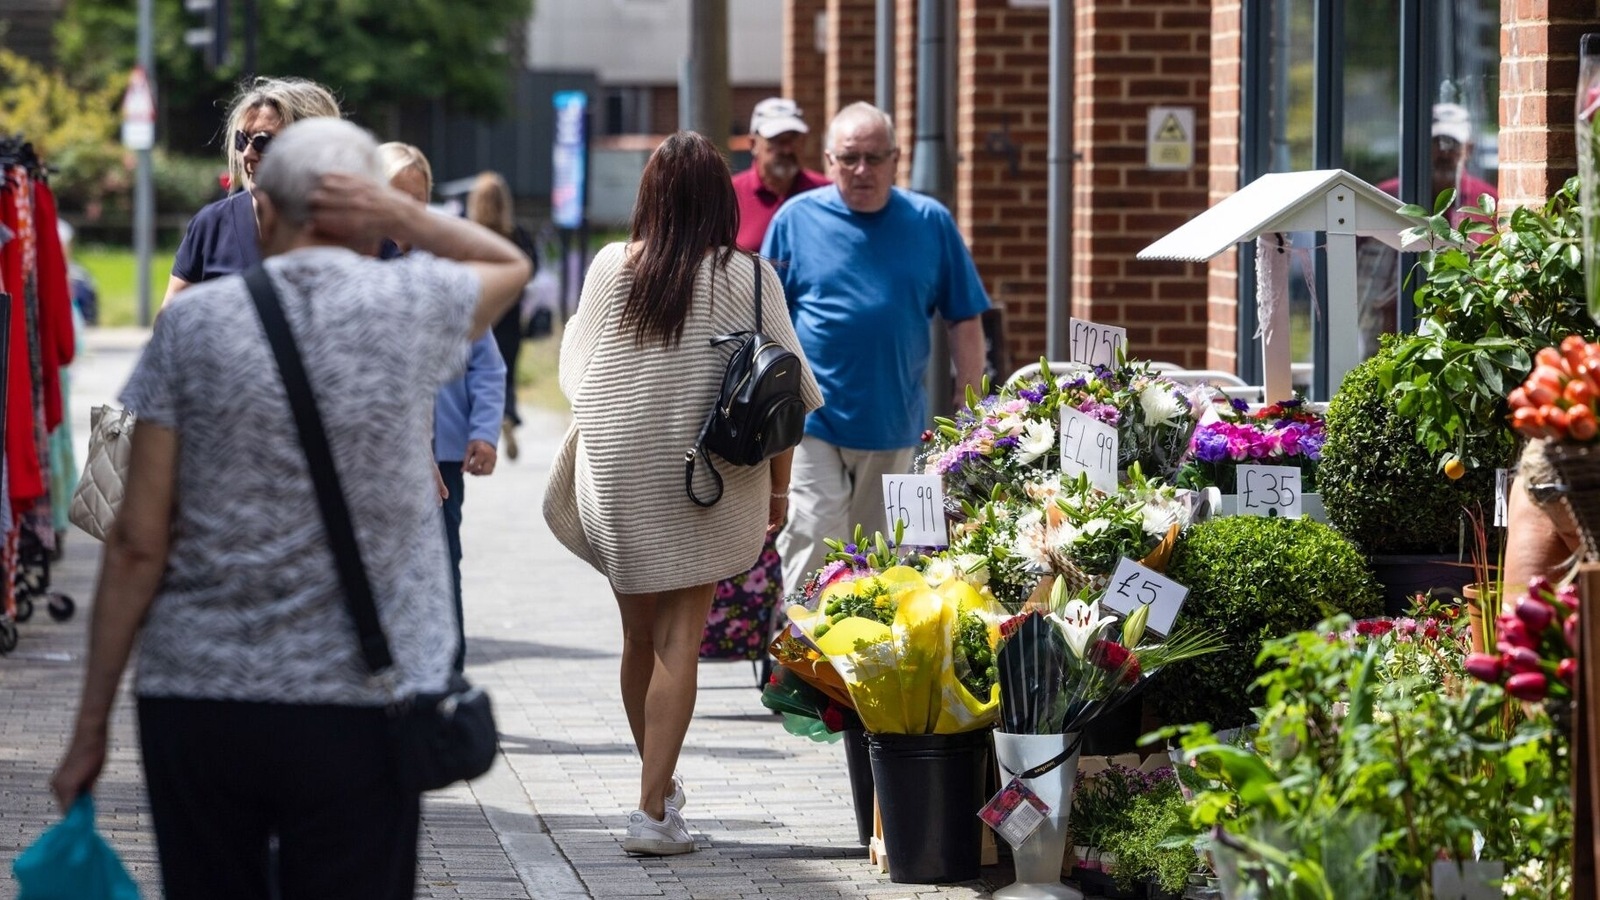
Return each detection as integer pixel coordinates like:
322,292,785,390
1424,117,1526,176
684,414,725,508
751,253,762,333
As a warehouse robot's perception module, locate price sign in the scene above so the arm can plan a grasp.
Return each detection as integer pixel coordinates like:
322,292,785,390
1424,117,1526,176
1102,557,1189,638
1059,408,1119,494
882,474,948,547
1494,468,1509,528
1069,319,1128,369
1236,465,1302,518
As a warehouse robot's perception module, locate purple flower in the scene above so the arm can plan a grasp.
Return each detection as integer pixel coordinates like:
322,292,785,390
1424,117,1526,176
852,554,869,566
1192,428,1230,463
1230,398,1250,412
1018,383,1047,403
995,435,1021,450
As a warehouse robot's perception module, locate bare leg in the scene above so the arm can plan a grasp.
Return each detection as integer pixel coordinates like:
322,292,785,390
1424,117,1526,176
616,583,714,820
615,594,659,755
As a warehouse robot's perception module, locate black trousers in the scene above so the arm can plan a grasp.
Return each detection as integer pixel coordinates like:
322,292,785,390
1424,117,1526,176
492,310,522,425
138,697,421,900
438,461,467,672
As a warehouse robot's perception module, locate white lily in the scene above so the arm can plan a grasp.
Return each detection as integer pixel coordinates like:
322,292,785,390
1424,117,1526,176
1050,596,1111,659
1015,419,1056,465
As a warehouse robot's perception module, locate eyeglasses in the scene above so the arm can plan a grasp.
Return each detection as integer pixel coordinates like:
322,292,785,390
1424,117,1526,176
829,150,896,169
234,130,274,155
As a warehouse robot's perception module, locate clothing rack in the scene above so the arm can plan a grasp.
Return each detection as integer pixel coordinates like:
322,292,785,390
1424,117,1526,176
0,135,79,655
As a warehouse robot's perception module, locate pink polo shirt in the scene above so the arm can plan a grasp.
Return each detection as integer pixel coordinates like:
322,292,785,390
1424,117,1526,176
732,166,831,252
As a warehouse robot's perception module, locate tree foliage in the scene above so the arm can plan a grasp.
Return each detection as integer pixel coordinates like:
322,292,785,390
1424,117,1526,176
0,48,127,210
55,0,530,140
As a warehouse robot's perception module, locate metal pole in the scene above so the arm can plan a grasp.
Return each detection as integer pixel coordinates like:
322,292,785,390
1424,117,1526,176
875,0,895,113
1045,0,1073,362
1396,0,1436,336
687,0,730,150
912,0,952,416
135,0,155,327
244,0,259,79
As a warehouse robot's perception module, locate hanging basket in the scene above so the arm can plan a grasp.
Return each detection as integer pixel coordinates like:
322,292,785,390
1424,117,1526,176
1542,441,1600,561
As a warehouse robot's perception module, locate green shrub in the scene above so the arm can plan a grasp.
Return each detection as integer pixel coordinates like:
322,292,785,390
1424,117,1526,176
1100,776,1199,894
1153,515,1381,729
1320,339,1496,555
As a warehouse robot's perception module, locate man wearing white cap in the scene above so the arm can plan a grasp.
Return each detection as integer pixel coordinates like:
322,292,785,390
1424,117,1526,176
1358,102,1498,356
732,97,830,252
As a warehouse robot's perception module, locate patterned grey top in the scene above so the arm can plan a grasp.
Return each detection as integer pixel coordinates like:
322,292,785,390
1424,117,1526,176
120,246,478,705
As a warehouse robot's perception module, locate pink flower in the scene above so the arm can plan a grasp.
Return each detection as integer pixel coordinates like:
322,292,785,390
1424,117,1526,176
715,581,736,600
1506,671,1549,701
1464,652,1502,683
745,567,769,595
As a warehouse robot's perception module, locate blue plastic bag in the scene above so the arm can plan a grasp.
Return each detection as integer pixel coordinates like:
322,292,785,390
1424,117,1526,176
13,795,140,899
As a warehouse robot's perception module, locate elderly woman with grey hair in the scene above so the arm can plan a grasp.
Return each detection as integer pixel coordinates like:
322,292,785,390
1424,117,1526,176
165,76,342,300
51,118,530,899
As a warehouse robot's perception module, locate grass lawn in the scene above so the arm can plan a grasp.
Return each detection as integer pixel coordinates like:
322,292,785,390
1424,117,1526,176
76,244,177,328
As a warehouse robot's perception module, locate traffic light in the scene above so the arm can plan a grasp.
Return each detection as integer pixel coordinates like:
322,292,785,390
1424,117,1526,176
183,0,229,70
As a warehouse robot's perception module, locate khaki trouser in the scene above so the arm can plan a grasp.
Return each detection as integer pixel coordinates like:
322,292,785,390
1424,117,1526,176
777,434,916,596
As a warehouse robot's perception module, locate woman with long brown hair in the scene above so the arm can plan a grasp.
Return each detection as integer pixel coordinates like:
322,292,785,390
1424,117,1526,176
543,131,821,855
465,172,537,457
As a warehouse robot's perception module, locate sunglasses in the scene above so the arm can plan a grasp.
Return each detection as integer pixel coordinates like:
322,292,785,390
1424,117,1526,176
233,130,274,155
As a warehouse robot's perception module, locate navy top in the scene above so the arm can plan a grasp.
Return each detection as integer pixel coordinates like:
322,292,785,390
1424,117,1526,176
171,192,262,284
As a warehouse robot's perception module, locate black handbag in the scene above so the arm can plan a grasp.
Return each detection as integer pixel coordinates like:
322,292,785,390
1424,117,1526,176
244,265,498,793
684,255,807,507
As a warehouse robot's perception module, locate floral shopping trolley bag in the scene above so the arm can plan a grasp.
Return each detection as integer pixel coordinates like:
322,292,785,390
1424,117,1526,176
700,535,784,666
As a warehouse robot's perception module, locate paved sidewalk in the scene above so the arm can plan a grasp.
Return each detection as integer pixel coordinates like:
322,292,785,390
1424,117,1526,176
0,328,1003,899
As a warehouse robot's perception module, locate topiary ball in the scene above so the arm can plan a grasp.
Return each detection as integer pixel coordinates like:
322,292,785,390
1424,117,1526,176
1318,340,1496,555
1152,515,1382,730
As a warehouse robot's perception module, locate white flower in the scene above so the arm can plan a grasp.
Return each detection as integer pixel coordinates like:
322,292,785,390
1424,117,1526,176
1015,419,1056,466
1023,472,1064,502
923,557,956,587
1139,384,1185,428
1140,500,1181,538
994,415,1027,437
1011,511,1054,569
954,554,990,587
1077,518,1110,538
1051,598,1110,659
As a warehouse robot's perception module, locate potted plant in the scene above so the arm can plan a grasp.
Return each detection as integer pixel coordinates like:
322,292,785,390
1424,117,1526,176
1152,515,1382,731
1177,397,1328,522
1096,768,1203,899
1319,340,1498,613
1067,764,1148,898
1382,177,1599,487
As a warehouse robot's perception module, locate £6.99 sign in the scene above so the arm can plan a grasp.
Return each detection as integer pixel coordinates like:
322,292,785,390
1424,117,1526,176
881,474,948,547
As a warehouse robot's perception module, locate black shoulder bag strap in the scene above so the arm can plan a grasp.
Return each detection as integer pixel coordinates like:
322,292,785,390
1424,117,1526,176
243,264,394,675
683,254,763,508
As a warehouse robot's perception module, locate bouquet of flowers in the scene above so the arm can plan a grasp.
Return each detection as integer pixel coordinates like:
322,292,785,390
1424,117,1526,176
782,533,1007,735
994,579,1223,735
1179,397,1327,493
923,360,1202,509
945,470,1195,611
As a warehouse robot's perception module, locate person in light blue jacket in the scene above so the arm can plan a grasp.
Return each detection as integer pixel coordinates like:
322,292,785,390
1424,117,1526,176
380,142,508,672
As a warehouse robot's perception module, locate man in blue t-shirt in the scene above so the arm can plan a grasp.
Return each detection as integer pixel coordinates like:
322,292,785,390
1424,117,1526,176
762,101,991,594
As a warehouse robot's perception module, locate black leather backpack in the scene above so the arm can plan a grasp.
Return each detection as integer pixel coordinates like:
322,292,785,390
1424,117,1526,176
684,256,807,507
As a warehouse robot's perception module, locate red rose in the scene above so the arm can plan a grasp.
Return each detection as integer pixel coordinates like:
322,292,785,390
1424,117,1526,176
1090,639,1141,683
821,703,845,732
1000,614,1030,642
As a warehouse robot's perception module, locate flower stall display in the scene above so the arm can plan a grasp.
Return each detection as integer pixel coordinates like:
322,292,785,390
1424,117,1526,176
1463,576,1578,715
924,360,1202,509
944,470,1195,611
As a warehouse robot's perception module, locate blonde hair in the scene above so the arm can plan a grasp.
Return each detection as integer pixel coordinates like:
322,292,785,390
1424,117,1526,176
465,171,514,236
376,142,433,196
225,76,341,192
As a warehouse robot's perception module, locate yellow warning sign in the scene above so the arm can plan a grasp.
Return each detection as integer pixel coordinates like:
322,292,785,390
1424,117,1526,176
1147,106,1195,171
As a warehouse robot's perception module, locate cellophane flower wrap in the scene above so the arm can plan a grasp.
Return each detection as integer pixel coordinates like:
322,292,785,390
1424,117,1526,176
921,360,1202,509
994,579,1223,735
783,546,1005,735
945,470,1194,612
1179,397,1327,492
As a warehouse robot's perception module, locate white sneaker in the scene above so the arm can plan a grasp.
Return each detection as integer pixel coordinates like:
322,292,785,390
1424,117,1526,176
666,773,686,812
622,807,695,856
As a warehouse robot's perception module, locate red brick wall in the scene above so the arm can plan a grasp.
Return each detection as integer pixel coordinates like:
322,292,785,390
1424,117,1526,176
826,0,878,128
1498,1,1587,207
1206,0,1243,373
957,0,1051,365
1074,0,1212,368
785,0,830,170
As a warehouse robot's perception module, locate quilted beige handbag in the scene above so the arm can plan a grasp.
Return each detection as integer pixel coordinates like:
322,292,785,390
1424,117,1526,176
69,406,135,541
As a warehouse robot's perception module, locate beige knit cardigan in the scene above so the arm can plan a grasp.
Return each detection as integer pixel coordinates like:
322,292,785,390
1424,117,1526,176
543,243,823,594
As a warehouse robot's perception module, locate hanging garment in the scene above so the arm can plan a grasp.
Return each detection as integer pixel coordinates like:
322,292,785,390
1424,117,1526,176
1,168,42,508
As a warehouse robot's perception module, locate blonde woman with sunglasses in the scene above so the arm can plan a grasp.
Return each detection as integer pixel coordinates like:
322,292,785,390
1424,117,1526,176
164,76,341,302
